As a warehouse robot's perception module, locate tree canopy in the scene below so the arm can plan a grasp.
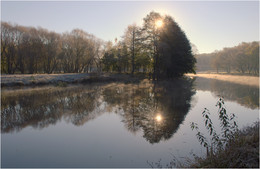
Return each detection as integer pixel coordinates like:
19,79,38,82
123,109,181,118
102,11,196,79
158,15,196,78
1,22,104,74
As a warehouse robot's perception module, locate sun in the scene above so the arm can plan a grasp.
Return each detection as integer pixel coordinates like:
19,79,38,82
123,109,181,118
155,20,163,28
155,114,162,122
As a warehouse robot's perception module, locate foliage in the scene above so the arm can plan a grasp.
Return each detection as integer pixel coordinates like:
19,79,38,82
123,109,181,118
122,24,142,75
188,97,259,168
101,51,117,72
190,122,259,168
55,81,68,87
101,11,196,79
190,97,238,156
158,15,196,78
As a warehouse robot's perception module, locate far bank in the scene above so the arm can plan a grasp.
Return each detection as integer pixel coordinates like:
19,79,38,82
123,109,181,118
187,73,259,87
1,73,259,88
0,73,145,88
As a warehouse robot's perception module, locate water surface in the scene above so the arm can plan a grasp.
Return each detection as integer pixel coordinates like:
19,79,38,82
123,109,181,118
1,77,259,167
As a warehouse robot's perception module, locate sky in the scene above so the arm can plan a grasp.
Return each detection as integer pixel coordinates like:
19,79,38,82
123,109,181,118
1,0,259,54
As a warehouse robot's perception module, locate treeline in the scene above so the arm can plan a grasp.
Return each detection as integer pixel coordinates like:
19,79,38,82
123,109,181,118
196,42,259,75
1,12,196,79
1,22,104,74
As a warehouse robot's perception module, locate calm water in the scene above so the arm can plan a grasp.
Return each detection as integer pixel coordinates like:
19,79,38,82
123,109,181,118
1,77,259,168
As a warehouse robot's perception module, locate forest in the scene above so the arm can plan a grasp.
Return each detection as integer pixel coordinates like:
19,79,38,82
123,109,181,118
1,12,196,79
196,41,259,75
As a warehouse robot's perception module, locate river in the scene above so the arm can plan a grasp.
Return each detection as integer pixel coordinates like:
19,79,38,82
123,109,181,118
1,77,259,167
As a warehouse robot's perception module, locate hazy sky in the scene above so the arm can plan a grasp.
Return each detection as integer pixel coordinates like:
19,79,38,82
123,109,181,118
1,0,259,53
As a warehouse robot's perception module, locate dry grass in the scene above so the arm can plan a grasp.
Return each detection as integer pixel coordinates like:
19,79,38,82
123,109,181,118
1,73,146,87
187,73,259,87
190,122,259,168
1,73,89,86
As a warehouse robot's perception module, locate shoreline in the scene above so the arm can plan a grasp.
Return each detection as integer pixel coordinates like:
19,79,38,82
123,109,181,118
1,73,259,88
187,73,259,87
0,73,144,88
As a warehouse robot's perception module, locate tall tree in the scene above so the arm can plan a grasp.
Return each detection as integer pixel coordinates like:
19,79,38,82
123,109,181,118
39,29,61,74
141,12,196,79
142,11,163,80
158,15,196,78
122,24,142,75
1,22,17,74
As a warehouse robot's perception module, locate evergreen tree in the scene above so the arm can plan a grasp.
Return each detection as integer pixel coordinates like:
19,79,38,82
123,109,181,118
142,12,196,79
158,15,196,78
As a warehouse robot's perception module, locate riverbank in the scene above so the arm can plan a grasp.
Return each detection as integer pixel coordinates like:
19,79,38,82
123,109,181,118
0,73,145,87
189,122,259,168
1,73,259,88
187,73,259,87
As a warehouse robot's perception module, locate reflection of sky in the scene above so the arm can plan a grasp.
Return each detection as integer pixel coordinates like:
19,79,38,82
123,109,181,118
173,90,259,161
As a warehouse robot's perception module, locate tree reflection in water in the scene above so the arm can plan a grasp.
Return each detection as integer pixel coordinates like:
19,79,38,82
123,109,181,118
115,79,196,144
1,78,196,144
1,85,104,133
195,77,259,109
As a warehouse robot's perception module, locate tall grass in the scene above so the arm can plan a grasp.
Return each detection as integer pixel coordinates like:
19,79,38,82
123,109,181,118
190,122,259,168
189,97,259,168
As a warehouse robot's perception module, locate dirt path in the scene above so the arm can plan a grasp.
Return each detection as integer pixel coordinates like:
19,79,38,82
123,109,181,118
187,73,259,87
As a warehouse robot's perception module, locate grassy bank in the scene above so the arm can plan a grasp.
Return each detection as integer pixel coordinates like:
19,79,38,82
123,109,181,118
3,72,258,88
189,122,259,168
1,73,147,87
187,73,259,87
